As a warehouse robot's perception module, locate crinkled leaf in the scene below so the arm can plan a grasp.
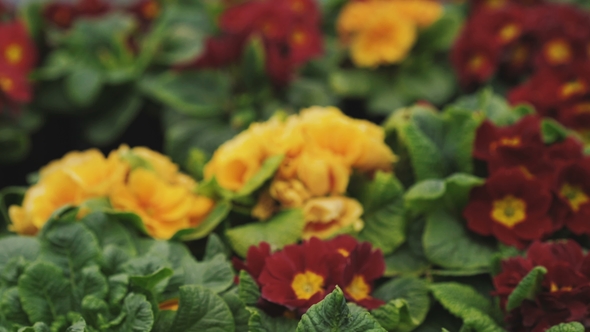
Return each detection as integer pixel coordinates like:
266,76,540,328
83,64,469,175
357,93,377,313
350,172,406,254
172,201,231,241
541,119,570,144
546,322,585,332
226,209,305,257
102,244,133,276
235,154,284,197
203,233,229,261
221,290,251,332
152,310,176,332
116,293,154,332
373,277,431,332
78,265,108,300
452,88,519,126
0,236,39,271
423,210,495,271
506,266,547,311
370,299,413,331
238,270,261,306
82,212,137,256
65,317,86,332
1,287,30,326
108,274,130,307
182,254,234,294
296,287,385,332
18,261,72,323
17,322,50,332
246,307,298,332
170,285,235,332
130,267,173,293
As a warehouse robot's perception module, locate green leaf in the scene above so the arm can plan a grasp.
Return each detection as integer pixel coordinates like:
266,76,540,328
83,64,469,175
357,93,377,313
0,125,31,164
373,277,431,332
541,119,570,144
1,287,30,326
0,236,39,271
238,270,261,306
81,211,137,254
182,254,234,294
350,172,406,254
235,155,284,197
226,209,305,257
154,9,207,64
185,148,209,181
172,201,231,241
221,290,251,332
64,65,103,107
506,266,547,311
18,261,72,323
17,322,50,332
152,311,176,332
130,267,174,292
139,71,231,118
0,186,26,231
370,299,413,331
287,78,336,109
329,69,377,98
78,265,109,300
117,293,154,332
384,243,430,277
395,61,457,106
296,287,385,332
171,285,235,332
247,307,298,332
453,88,519,126
430,283,503,332
423,210,495,271
108,274,129,307
203,233,229,261
65,317,86,332
415,6,463,52
546,322,585,332
81,93,142,146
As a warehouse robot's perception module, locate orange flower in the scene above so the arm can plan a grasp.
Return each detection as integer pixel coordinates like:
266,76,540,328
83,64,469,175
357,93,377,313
302,196,364,239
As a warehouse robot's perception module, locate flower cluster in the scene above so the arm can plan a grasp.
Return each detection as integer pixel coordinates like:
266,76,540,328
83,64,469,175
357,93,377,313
494,240,590,331
205,106,396,239
233,235,385,314
182,0,322,86
464,116,590,248
9,145,214,239
336,0,442,68
0,20,36,110
43,0,160,29
452,2,590,137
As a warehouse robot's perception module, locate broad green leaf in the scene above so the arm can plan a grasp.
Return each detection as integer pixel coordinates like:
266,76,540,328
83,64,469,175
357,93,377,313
18,261,72,323
65,317,86,332
171,285,235,332
102,244,133,276
415,6,463,52
247,307,298,332
82,211,137,256
329,69,378,97
106,211,150,236
506,266,547,311
373,277,431,332
182,254,234,294
0,236,39,271
117,293,154,332
81,295,109,327
235,155,284,197
547,322,585,332
384,243,430,277
296,287,385,332
287,78,336,109
1,287,30,326
371,299,413,331
203,233,229,261
453,88,519,126
0,126,30,164
130,267,174,293
78,265,108,300
221,290,251,332
395,61,457,106
152,311,176,332
430,283,503,332
153,6,208,64
17,322,50,332
351,172,406,254
172,201,231,241
423,210,495,271
238,270,261,306
139,71,231,118
226,209,305,257
64,65,103,107
404,180,446,214
108,274,129,307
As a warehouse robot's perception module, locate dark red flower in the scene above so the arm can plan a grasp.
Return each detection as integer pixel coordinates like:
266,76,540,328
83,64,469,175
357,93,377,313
232,241,272,284
546,137,584,165
258,237,344,311
451,29,502,88
0,21,37,73
325,234,359,257
0,63,32,105
128,0,160,23
44,3,78,28
553,159,590,236
288,23,322,65
341,242,385,309
76,0,110,17
463,168,553,249
177,34,247,70
494,240,590,332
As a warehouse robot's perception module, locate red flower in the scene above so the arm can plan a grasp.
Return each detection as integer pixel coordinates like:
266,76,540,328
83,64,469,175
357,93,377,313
463,168,553,249
325,234,359,257
546,137,584,165
128,0,161,23
177,34,247,70
232,241,272,284
553,159,590,236
0,21,37,73
494,240,590,332
76,0,110,17
44,3,78,29
451,29,502,89
258,237,343,311
341,242,385,309
0,63,32,106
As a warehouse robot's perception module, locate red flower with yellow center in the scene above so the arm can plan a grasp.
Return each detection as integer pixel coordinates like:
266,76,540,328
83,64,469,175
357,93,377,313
451,31,501,88
0,64,32,105
553,159,590,236
494,240,590,331
43,3,78,28
341,242,385,309
543,39,573,65
463,168,553,249
0,21,37,73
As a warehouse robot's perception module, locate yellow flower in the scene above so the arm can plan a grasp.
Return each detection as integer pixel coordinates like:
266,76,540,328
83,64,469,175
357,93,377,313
9,171,88,234
269,179,311,208
295,149,350,197
109,168,212,240
112,145,179,183
40,149,127,197
337,0,442,67
251,189,279,220
302,196,364,239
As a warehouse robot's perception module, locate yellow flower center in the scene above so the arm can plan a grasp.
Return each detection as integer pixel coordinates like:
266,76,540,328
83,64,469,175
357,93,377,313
511,45,528,64
5,44,23,65
545,40,571,64
0,76,14,92
499,24,519,43
491,195,527,228
291,31,306,45
561,80,586,99
291,0,304,13
337,248,350,257
345,275,371,301
291,271,324,300
485,0,506,8
468,55,485,72
560,183,589,212
575,103,590,113
490,137,521,151
142,1,160,19
550,282,573,292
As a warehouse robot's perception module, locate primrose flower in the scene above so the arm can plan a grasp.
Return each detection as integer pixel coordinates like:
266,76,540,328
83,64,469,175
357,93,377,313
463,168,554,249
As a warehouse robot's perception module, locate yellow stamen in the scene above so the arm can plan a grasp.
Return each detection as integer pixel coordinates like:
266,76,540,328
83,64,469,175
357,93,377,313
499,24,519,43
468,55,485,72
545,40,571,64
291,31,306,45
5,44,23,65
490,137,521,151
560,183,589,212
345,275,371,301
0,76,14,92
337,248,350,257
491,195,527,228
291,271,324,300
561,80,586,99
